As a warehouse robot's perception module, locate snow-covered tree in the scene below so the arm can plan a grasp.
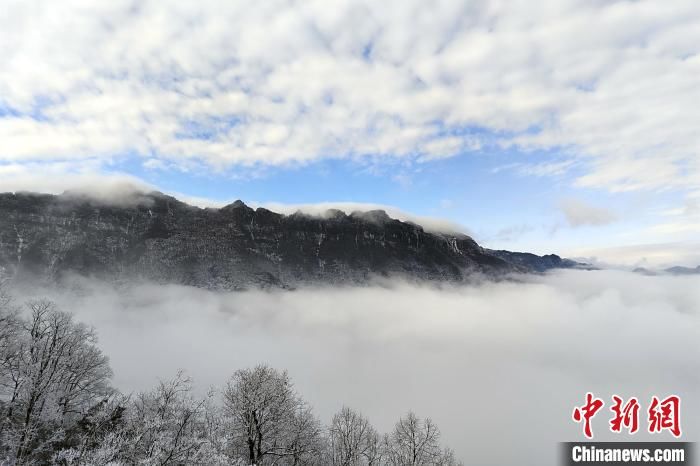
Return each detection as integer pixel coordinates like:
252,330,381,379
328,406,382,466
223,364,312,465
0,299,113,464
52,395,127,465
383,412,461,466
283,403,325,466
120,370,230,465
54,372,240,466
0,283,23,462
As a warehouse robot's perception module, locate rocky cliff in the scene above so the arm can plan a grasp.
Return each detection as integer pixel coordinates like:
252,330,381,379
0,191,581,289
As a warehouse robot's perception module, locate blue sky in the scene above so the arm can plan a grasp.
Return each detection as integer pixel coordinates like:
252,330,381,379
112,141,688,260
1,0,699,266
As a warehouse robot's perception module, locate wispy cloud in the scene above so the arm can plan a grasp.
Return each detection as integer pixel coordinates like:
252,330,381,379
0,160,153,202
252,200,471,235
559,198,617,227
565,241,700,268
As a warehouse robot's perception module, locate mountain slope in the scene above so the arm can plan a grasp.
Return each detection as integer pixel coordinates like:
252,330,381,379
664,265,700,275
0,191,581,289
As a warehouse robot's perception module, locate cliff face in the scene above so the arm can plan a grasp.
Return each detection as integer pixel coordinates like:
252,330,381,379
0,191,577,289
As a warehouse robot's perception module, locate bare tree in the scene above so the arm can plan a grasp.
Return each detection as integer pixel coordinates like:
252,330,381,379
223,364,301,465
384,412,460,466
201,390,232,463
328,406,382,466
56,335,113,420
284,403,324,466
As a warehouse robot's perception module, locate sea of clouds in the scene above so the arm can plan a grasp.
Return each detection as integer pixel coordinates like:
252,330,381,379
10,270,699,465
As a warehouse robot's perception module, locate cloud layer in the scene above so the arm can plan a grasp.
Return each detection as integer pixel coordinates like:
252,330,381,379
12,270,700,465
1,0,699,193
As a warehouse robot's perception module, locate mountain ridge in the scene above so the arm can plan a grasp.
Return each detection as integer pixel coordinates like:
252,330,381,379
0,190,586,289
633,265,700,276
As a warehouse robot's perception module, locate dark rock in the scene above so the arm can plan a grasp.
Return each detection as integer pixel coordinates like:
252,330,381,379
0,191,584,290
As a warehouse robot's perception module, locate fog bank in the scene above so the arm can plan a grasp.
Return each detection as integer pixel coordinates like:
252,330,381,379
11,270,699,465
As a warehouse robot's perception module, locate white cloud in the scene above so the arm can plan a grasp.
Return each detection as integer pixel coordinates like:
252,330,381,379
0,161,154,204
559,198,617,227
12,270,700,465
0,0,698,194
253,201,471,235
495,160,578,178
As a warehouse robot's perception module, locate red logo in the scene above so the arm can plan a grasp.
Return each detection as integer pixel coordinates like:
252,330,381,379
572,393,605,439
648,395,681,438
572,394,682,439
610,395,640,434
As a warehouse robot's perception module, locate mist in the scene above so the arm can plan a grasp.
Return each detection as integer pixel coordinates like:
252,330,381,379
9,270,699,465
